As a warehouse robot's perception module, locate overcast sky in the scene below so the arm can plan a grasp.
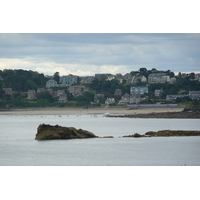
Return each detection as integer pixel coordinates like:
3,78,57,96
0,33,199,76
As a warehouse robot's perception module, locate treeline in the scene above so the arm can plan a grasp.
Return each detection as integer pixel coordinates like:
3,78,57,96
0,69,48,91
130,68,175,78
0,69,48,108
87,79,129,95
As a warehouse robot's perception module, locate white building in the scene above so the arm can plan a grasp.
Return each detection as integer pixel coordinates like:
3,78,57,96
169,77,176,84
130,86,149,95
106,74,115,81
80,76,94,84
54,90,65,97
59,74,77,86
166,94,188,101
119,93,141,104
105,98,115,105
195,74,200,81
46,79,58,88
155,88,163,97
27,90,36,100
189,91,200,100
148,73,170,84
58,93,68,103
132,75,147,83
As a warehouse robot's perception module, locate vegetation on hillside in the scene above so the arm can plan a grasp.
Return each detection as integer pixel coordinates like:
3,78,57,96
0,68,200,109
0,69,48,91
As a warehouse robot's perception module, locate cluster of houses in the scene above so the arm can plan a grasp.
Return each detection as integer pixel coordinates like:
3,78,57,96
26,84,90,103
2,72,200,105
81,72,177,84
93,72,176,84
99,86,200,105
42,72,179,104
46,71,200,88
27,88,68,103
166,91,200,101
3,87,68,103
45,72,187,87
3,85,90,103
90,86,150,105
46,74,78,87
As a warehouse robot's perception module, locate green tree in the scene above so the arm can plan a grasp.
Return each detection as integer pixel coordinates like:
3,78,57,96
90,79,101,92
77,76,81,84
75,91,95,106
25,80,37,90
130,71,138,76
37,91,55,103
1,69,48,91
11,93,25,107
53,72,60,83
139,68,147,77
0,80,5,98
189,73,195,79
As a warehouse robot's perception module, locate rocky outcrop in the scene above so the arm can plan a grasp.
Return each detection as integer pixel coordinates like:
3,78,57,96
145,130,200,137
182,105,200,113
35,124,97,140
122,130,200,138
110,110,200,119
101,136,114,138
109,105,200,119
123,133,147,138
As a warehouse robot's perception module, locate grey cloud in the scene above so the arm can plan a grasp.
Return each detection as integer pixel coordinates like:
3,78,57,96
0,33,199,74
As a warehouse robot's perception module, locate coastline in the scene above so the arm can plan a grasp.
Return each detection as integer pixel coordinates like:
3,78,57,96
0,106,184,116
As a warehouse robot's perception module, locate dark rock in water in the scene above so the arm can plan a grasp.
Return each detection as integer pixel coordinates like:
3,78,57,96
145,130,200,137
100,136,114,138
123,133,145,138
133,133,142,137
35,124,97,140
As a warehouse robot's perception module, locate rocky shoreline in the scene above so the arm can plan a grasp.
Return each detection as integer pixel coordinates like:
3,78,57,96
35,124,200,140
114,111,200,119
145,130,200,137
109,105,200,119
123,130,200,138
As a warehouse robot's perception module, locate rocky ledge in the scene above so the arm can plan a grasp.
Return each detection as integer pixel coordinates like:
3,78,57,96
123,130,200,138
110,105,200,119
35,124,97,140
121,111,200,119
123,133,147,138
145,130,200,137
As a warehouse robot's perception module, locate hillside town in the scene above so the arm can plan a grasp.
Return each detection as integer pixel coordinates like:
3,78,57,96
0,68,200,108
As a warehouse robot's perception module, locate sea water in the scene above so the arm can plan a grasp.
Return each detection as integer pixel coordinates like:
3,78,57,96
0,114,200,166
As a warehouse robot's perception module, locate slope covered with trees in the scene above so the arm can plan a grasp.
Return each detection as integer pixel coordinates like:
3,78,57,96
0,68,200,109
0,69,48,91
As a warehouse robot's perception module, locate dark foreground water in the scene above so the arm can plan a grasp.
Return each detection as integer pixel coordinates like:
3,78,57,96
0,115,200,166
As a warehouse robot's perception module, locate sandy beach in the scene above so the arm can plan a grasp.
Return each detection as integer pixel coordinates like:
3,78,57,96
0,106,184,115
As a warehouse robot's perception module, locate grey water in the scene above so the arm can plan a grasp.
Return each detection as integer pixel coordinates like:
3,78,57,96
0,115,200,166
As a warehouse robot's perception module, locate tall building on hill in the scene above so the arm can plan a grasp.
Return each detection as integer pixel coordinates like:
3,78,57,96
148,73,170,83
130,86,149,95
46,79,58,88
59,74,77,86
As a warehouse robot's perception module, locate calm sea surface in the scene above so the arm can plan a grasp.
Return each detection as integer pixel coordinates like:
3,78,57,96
0,114,200,166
